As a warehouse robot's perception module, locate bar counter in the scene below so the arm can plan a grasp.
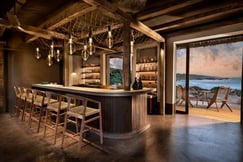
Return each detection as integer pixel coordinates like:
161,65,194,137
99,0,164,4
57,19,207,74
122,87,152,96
32,84,153,139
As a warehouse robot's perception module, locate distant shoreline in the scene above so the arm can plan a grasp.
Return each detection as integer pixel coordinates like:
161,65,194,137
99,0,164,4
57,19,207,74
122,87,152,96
176,73,240,81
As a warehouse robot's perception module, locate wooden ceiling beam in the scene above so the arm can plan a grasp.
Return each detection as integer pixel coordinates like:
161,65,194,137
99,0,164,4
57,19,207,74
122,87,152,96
77,23,123,40
137,0,203,21
25,3,96,43
83,0,165,42
0,17,67,40
154,5,243,32
0,18,11,28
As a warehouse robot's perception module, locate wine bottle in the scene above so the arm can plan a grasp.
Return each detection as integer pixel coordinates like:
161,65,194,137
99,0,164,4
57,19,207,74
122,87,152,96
132,77,138,90
138,77,143,89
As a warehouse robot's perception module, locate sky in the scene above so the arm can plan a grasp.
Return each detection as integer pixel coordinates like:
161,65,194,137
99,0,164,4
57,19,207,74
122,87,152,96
110,57,123,69
176,41,243,78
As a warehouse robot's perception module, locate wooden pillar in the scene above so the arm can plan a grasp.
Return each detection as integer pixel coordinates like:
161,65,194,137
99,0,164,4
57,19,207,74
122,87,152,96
159,42,165,115
185,45,190,114
123,21,131,90
0,42,6,112
63,40,70,86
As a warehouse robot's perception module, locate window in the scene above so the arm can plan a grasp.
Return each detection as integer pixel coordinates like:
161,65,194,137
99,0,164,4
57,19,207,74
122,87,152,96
106,53,123,87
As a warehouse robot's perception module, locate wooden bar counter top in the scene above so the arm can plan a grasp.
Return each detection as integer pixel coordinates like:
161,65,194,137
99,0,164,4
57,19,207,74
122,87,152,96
32,84,153,139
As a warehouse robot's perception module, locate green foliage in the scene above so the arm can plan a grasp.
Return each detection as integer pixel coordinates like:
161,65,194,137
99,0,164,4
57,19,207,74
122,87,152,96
110,68,122,84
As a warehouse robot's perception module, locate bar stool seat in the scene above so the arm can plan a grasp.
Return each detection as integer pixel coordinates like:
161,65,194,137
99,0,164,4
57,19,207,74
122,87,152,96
61,95,103,150
43,92,69,144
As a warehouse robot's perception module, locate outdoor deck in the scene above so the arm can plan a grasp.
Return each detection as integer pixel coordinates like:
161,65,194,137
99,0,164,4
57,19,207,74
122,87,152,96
176,102,241,123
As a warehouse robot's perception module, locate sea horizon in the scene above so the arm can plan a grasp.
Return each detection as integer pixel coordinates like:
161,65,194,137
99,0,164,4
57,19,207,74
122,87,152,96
177,77,241,90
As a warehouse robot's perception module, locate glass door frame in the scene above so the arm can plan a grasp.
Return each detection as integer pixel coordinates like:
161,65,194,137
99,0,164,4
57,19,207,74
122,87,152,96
176,45,190,114
176,44,243,124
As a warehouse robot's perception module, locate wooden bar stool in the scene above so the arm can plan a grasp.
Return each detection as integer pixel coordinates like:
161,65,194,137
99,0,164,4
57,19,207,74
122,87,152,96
43,92,69,144
20,88,33,121
13,86,22,117
61,95,103,150
14,87,26,119
29,89,49,133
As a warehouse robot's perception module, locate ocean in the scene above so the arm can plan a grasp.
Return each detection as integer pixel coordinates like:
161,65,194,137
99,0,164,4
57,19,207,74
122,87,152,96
177,78,241,90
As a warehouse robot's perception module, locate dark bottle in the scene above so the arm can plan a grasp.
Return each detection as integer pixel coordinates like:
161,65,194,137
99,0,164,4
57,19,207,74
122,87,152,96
132,77,138,90
138,77,143,89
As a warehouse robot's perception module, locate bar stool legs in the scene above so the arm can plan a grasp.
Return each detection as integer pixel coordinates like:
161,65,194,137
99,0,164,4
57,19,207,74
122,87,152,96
61,95,103,150
29,89,47,133
43,92,68,144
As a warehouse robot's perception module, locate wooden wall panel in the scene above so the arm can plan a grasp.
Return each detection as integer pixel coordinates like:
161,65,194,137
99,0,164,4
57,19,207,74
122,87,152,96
132,93,148,130
0,50,5,112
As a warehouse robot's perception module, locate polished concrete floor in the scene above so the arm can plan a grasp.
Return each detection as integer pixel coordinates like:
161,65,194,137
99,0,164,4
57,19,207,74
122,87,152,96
0,113,243,162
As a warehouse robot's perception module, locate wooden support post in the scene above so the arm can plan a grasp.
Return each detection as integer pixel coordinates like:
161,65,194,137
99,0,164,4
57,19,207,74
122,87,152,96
123,21,131,90
63,40,70,86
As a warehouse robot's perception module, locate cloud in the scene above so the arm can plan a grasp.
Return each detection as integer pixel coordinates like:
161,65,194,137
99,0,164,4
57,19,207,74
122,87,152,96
176,42,243,77
110,58,123,69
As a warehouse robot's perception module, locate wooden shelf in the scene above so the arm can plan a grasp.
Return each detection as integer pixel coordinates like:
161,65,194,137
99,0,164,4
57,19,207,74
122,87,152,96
80,64,101,85
81,72,100,74
81,78,100,80
136,61,157,64
136,70,157,73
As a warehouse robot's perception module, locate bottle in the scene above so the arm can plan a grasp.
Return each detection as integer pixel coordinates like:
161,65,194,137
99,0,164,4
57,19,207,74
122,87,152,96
138,77,143,89
132,77,138,90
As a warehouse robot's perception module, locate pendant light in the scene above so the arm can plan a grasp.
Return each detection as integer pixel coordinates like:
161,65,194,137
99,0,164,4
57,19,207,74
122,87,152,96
88,28,95,55
130,30,135,56
106,25,113,48
50,41,54,58
55,49,62,62
35,47,41,59
47,51,53,66
81,40,89,61
68,35,73,55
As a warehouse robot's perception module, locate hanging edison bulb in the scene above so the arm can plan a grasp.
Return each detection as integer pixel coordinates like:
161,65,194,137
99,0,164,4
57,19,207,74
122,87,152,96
35,47,41,59
130,30,135,56
81,41,89,61
50,41,54,58
106,25,113,49
68,35,73,55
87,28,95,55
55,49,62,62
47,52,53,66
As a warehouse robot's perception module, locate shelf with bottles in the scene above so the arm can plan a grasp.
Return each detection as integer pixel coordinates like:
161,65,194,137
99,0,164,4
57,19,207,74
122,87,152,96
80,63,100,83
136,62,157,72
139,73,157,81
136,61,157,89
137,56,157,64
142,81,157,88
81,64,100,73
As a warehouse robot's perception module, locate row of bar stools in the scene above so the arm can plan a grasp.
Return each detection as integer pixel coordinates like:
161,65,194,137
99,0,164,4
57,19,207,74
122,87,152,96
61,95,103,150
14,87,104,149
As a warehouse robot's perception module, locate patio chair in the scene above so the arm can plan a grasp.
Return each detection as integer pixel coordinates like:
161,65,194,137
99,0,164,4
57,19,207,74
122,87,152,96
176,85,198,107
207,86,232,112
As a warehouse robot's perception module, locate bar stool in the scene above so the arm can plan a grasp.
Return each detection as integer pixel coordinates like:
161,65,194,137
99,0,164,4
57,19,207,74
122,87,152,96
14,87,26,119
61,95,103,150
20,88,33,121
43,91,69,144
29,89,48,133
13,86,22,117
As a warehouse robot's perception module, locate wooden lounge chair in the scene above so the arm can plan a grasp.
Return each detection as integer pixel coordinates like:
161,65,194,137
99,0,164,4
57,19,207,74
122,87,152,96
176,85,198,107
207,86,232,112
